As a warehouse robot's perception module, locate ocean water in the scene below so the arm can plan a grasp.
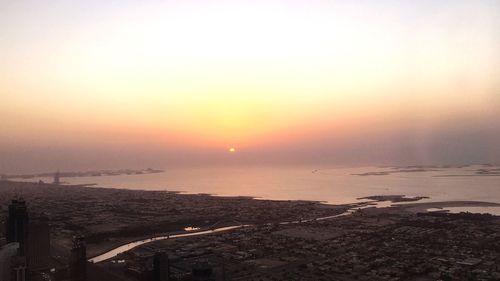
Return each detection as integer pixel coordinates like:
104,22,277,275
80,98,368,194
59,165,500,206
81,164,500,262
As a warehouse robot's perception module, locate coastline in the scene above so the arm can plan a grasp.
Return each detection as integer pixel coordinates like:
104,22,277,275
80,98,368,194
395,200,500,213
1,179,500,264
0,180,349,255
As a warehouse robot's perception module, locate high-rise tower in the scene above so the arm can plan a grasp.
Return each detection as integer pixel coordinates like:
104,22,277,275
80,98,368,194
53,170,60,185
5,200,29,255
153,251,169,281
70,236,87,281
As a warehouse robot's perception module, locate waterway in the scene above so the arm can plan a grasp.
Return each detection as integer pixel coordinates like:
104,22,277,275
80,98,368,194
88,208,357,263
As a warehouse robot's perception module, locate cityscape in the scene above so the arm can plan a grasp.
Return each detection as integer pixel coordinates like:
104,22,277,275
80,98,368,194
1,172,500,280
1,0,500,280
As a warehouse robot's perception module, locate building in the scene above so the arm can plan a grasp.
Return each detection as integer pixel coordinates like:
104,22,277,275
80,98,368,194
70,236,87,281
6,199,29,255
192,260,213,281
0,243,27,281
53,171,60,185
11,255,27,281
5,199,52,265
26,221,51,270
0,243,19,281
153,251,169,281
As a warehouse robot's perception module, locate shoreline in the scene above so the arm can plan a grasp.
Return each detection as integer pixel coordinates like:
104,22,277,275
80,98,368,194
395,200,500,213
2,179,500,264
0,180,351,256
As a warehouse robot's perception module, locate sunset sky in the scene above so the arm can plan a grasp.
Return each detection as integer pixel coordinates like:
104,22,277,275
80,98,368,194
1,0,499,172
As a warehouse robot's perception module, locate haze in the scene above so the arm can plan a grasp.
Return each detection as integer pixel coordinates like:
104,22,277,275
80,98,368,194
1,0,499,173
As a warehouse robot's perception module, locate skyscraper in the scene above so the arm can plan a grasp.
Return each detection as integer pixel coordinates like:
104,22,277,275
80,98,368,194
53,170,60,185
152,251,169,281
192,260,213,281
26,221,51,270
0,243,19,281
70,236,87,281
11,255,27,281
5,200,29,256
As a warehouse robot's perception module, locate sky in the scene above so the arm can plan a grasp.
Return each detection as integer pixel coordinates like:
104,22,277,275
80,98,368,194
1,0,499,173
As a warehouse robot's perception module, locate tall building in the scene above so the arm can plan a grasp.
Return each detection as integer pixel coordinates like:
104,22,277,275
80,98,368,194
5,199,53,280
0,243,19,281
192,260,213,281
26,221,51,270
5,200,29,256
11,255,27,281
53,170,60,185
70,236,87,281
0,243,27,281
152,251,169,281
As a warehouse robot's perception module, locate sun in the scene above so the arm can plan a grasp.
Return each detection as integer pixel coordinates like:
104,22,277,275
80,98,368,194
229,147,236,153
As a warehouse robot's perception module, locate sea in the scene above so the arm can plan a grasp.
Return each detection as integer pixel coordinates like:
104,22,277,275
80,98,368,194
54,164,500,215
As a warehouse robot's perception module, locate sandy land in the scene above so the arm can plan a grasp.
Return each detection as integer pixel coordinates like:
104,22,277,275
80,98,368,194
394,201,500,213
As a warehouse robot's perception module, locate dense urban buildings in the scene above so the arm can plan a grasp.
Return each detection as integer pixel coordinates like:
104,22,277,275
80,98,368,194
2,0,500,280
1,180,499,280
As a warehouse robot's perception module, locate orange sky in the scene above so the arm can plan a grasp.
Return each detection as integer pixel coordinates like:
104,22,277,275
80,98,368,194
1,0,499,172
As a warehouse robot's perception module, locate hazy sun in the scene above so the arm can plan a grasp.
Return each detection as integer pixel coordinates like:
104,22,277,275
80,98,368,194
229,147,236,153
